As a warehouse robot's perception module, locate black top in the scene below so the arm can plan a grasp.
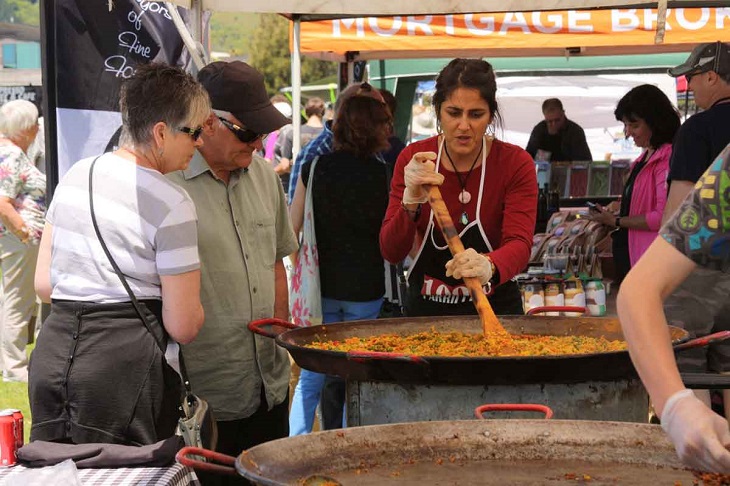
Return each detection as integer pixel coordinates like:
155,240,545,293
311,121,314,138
525,118,593,162
668,101,730,184
381,135,407,170
302,150,388,301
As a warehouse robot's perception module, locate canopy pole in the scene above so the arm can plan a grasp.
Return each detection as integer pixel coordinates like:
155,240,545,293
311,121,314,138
654,0,668,44
165,1,207,72
292,15,302,162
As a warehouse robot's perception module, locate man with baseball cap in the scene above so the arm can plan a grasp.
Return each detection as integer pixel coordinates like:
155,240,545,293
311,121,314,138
658,41,730,441
664,41,730,221
167,61,297,485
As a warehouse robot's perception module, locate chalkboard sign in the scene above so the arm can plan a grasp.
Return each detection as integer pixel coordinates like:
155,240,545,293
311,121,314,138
41,0,203,197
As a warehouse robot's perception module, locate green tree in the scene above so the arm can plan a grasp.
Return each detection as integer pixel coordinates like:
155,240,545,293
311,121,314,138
248,14,336,96
0,0,40,26
209,12,260,57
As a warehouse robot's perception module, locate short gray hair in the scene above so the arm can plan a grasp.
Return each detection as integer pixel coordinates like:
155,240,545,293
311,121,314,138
118,63,211,148
0,100,38,139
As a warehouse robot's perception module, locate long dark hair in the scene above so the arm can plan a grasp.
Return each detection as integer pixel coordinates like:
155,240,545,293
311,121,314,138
433,58,503,131
614,84,680,148
333,96,391,157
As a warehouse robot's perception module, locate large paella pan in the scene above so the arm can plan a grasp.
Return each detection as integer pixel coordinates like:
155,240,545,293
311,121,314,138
249,315,692,385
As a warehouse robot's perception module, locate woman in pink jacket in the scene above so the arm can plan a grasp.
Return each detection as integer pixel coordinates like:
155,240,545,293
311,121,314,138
588,84,680,284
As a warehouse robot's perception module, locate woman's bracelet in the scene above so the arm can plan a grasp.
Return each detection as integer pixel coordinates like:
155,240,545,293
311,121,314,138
401,201,422,221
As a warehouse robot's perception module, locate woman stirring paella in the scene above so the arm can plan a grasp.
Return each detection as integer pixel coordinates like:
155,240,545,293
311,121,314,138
312,58,624,358
380,58,537,317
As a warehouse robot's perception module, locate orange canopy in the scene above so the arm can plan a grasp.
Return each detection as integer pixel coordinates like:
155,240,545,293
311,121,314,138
298,8,730,61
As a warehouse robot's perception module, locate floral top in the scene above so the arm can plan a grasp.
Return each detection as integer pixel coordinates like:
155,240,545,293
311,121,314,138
661,142,730,271
0,143,46,244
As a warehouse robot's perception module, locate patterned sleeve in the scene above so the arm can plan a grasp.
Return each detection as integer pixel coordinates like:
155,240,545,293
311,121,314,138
155,196,200,275
660,143,730,271
0,149,25,200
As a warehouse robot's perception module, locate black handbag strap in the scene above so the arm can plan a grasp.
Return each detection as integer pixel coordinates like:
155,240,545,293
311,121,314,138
88,156,194,398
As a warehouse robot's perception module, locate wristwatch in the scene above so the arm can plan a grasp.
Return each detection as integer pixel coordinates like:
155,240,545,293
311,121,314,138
615,217,621,228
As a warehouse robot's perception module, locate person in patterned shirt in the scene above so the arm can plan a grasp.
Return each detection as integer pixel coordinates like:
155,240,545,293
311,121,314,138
617,142,730,473
0,99,45,383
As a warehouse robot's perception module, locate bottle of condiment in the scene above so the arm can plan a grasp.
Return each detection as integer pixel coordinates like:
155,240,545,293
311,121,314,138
537,184,548,220
549,185,561,214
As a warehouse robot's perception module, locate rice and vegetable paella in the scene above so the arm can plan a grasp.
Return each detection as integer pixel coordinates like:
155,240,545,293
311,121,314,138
306,329,627,357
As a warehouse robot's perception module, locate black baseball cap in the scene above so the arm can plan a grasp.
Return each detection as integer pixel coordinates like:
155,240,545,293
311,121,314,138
668,41,730,78
197,61,289,134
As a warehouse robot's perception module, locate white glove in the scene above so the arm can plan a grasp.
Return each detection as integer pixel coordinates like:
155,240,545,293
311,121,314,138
661,388,730,473
444,248,493,285
403,151,444,204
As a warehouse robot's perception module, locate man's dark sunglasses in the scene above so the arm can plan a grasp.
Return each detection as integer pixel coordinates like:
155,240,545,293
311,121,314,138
178,126,203,141
218,116,264,144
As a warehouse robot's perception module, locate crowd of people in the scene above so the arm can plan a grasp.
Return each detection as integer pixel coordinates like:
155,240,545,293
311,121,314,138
0,41,729,481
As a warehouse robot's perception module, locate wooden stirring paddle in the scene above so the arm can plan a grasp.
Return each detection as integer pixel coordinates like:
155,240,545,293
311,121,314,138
426,184,509,337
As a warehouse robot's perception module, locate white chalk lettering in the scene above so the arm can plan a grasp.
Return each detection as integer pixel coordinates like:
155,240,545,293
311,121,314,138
118,31,152,58
127,8,146,31
104,55,136,79
135,0,172,20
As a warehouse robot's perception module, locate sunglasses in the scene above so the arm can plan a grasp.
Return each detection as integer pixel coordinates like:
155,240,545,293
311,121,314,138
685,69,710,84
178,126,203,141
218,116,264,144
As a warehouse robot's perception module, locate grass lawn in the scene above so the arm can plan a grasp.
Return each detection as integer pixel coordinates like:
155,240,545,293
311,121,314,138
0,344,33,443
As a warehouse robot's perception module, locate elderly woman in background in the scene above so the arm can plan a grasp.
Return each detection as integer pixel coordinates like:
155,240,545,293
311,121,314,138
0,99,45,383
587,84,680,284
380,58,537,316
30,63,208,445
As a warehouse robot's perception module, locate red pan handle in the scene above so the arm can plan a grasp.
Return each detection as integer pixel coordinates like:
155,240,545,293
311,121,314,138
347,350,429,365
474,403,554,420
176,446,238,476
526,306,586,316
674,330,730,352
248,318,301,339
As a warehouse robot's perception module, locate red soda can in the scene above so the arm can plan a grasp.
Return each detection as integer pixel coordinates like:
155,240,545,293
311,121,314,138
0,410,17,467
5,409,23,449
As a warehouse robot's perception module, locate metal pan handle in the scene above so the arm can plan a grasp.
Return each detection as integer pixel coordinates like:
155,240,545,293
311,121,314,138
347,350,429,366
474,403,554,420
526,306,586,316
176,446,238,476
248,318,301,339
674,330,730,352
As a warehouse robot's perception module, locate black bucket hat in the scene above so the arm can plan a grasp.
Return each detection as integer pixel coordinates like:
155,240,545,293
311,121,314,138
198,61,289,134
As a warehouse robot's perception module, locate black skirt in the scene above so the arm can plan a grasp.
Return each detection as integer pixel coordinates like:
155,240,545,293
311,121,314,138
29,300,181,446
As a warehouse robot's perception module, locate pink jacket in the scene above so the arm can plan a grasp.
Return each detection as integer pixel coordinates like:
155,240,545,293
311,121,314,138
628,143,671,266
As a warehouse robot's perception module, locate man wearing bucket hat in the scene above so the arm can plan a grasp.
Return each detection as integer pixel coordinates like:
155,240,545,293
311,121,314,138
167,61,298,485
657,41,730,430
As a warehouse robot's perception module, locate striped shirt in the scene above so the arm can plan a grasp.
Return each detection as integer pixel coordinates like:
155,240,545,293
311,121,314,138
47,153,199,303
